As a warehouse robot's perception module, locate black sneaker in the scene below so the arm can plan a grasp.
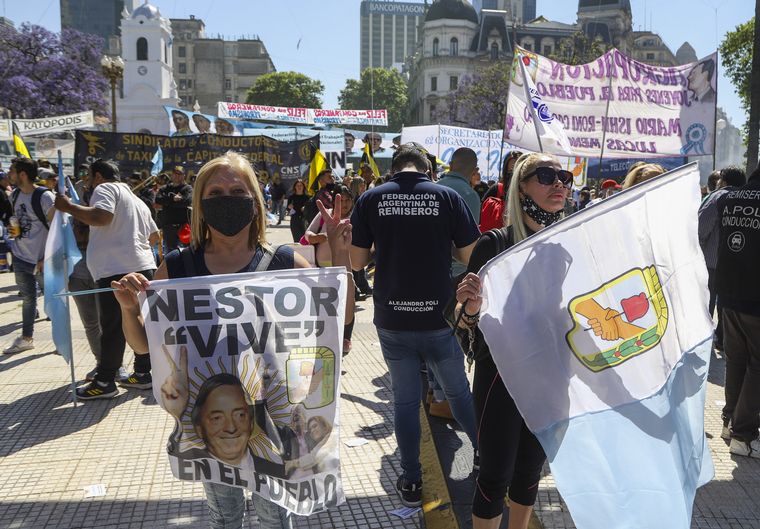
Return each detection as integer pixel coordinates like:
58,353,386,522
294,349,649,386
396,476,422,507
118,372,152,389
76,380,118,400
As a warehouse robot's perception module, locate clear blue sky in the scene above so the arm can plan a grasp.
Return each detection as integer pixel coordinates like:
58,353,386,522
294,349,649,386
4,0,753,127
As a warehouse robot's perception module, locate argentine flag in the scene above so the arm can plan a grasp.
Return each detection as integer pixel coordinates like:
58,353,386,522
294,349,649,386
479,163,713,528
43,152,82,364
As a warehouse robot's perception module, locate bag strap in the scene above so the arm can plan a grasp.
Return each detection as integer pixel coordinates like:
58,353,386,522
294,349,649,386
255,244,281,272
180,247,197,277
31,187,50,230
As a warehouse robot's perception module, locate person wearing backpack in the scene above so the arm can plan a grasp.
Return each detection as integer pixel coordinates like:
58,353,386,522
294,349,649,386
3,158,55,354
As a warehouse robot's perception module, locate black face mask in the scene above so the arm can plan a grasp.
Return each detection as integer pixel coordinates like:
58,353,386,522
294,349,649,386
201,196,255,237
521,194,562,227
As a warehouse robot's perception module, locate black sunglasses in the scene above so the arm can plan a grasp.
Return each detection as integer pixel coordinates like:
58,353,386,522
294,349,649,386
524,166,573,186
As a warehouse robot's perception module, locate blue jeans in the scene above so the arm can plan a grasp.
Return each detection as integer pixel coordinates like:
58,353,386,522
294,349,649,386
377,327,477,482
203,481,292,529
13,258,43,338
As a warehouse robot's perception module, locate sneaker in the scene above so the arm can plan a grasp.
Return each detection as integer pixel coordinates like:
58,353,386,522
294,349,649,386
721,421,732,440
116,366,130,382
396,476,422,508
342,339,352,357
118,372,152,389
429,399,455,420
85,367,98,382
76,380,118,400
729,437,760,458
3,336,34,354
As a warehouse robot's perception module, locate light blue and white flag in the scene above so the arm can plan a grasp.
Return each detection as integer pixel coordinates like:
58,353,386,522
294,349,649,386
518,50,573,155
151,145,163,176
43,151,82,364
478,163,713,529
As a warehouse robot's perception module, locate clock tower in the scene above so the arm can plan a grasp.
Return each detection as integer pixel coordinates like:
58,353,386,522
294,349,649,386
118,1,179,134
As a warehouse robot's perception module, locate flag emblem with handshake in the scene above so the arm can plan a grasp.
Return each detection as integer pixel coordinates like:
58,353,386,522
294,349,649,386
567,266,669,372
478,163,714,529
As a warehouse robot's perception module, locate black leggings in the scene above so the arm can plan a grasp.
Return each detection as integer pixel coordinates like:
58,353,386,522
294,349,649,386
472,354,546,519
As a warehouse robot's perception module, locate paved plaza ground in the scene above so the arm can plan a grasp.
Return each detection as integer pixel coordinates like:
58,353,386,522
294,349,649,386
0,223,758,529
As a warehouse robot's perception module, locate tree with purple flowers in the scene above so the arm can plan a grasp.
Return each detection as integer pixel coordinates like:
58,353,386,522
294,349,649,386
0,23,108,119
435,60,512,131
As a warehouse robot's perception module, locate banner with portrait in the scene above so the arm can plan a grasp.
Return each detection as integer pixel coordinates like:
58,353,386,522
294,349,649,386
165,106,247,137
140,267,348,515
505,46,717,159
74,131,318,189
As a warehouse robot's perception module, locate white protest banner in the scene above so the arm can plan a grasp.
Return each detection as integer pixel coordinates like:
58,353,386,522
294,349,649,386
14,111,94,136
317,130,347,177
0,119,11,141
219,103,389,127
219,103,314,124
402,124,587,183
140,267,348,515
505,46,717,158
312,109,388,127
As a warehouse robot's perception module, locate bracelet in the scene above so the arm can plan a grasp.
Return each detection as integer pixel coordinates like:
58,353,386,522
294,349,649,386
462,306,480,319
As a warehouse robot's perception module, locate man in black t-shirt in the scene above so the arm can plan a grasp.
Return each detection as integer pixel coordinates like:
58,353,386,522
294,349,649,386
715,166,760,458
155,166,193,253
350,145,479,507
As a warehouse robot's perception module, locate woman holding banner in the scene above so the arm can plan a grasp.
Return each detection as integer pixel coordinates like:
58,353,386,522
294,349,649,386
455,153,571,529
109,151,354,529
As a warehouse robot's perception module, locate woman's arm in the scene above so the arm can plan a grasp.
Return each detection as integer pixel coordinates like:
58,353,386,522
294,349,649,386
305,212,328,244
112,261,168,352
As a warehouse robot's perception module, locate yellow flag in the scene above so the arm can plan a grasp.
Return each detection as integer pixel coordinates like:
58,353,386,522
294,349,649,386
307,148,329,196
12,122,30,159
361,142,380,178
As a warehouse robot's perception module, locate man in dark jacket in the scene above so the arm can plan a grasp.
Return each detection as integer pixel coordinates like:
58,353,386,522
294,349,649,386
155,166,192,254
716,165,760,458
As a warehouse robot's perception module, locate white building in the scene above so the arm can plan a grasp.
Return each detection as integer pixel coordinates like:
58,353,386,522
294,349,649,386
407,0,514,124
117,1,179,134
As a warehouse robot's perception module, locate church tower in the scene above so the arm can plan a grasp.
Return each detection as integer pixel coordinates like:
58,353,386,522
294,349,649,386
577,0,633,52
118,1,179,134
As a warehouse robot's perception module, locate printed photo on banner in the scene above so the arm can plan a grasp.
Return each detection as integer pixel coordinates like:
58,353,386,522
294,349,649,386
504,46,718,159
165,106,242,136
347,130,397,159
140,268,347,515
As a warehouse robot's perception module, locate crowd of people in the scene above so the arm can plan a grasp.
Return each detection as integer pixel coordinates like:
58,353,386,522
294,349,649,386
0,141,757,529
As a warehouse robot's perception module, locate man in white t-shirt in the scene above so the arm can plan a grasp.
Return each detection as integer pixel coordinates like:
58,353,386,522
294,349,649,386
3,158,55,354
55,159,159,400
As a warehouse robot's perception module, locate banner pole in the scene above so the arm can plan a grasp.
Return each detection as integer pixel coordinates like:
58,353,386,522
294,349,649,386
61,236,78,407
712,51,720,171
518,52,544,153
597,56,614,179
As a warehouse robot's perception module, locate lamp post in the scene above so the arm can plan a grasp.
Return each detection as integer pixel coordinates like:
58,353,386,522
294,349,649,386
101,55,125,133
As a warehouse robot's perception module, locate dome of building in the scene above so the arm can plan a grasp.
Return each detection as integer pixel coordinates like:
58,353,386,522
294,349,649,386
132,1,161,20
425,0,479,25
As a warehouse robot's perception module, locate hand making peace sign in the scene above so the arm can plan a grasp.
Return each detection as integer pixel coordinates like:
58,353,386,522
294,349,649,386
161,345,189,420
317,194,352,256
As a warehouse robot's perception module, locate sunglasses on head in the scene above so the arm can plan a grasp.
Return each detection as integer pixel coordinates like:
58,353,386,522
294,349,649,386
525,166,573,186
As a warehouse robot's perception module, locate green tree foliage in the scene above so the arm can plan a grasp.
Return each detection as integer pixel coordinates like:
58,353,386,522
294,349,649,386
245,71,324,108
720,18,753,116
549,31,611,65
437,60,511,130
339,68,408,131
